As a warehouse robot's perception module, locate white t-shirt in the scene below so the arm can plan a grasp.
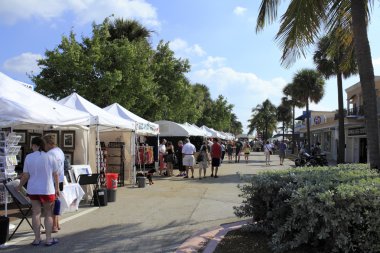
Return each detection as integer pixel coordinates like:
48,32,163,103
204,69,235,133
182,142,196,155
158,144,166,154
23,151,58,195
48,147,65,183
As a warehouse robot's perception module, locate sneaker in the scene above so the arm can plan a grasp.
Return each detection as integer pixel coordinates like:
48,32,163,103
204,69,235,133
214,175,218,178
210,174,214,177
184,176,188,178
191,176,194,179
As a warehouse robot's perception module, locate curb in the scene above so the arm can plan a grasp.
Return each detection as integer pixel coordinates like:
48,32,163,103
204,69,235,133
175,219,250,253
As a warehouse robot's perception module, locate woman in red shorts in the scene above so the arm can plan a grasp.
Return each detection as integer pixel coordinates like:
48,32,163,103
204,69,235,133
17,137,60,246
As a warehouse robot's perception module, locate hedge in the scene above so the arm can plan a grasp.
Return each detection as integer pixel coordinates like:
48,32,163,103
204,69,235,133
234,164,380,253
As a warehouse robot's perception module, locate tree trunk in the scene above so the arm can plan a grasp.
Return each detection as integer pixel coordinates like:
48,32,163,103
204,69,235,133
292,105,295,154
282,121,285,141
351,0,380,170
306,101,311,152
337,72,345,164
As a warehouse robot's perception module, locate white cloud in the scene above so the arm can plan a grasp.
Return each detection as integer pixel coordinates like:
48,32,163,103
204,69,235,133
201,56,226,68
0,0,159,27
3,52,43,74
169,38,206,57
233,6,247,16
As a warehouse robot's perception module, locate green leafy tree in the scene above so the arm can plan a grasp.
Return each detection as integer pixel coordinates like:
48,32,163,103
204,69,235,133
255,0,380,169
313,31,357,164
33,19,157,116
230,113,243,136
292,69,325,151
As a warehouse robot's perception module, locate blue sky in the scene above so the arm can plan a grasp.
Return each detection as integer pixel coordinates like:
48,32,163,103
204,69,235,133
1,0,380,133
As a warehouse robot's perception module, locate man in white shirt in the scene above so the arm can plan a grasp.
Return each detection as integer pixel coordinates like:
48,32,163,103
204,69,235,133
182,138,196,178
43,134,65,233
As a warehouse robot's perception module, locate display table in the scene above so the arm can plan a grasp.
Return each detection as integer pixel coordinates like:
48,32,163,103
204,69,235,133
60,183,85,214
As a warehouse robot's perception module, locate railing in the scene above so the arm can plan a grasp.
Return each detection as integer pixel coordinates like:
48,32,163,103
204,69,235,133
347,106,364,116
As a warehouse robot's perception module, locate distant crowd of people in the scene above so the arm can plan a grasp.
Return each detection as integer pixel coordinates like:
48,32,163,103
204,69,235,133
156,138,292,180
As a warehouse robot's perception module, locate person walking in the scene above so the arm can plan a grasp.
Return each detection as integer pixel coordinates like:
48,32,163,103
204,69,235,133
158,139,167,176
278,140,287,165
198,145,209,179
43,134,65,233
235,140,243,163
264,141,272,165
175,140,185,176
226,141,233,163
220,141,226,163
243,142,251,163
210,138,222,178
165,141,175,176
182,138,196,179
17,137,59,246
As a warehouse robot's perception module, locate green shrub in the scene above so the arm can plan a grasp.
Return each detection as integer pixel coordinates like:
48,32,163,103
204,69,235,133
234,164,380,253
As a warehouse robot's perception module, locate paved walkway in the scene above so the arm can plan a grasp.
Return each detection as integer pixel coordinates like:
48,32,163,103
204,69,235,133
1,152,294,252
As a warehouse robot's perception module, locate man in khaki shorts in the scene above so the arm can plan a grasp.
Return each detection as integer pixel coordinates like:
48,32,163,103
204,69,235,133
182,138,196,178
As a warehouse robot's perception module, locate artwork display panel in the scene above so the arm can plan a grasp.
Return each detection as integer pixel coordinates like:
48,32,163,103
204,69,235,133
61,130,75,149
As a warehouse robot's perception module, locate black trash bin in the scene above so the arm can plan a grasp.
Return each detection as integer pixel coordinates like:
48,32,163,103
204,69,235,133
137,177,146,188
93,189,108,206
107,189,116,202
0,216,9,244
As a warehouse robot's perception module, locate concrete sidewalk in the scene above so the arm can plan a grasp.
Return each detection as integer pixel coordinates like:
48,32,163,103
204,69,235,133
1,152,293,252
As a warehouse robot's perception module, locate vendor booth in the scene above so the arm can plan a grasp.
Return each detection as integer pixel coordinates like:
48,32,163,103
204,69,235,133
58,93,136,186
104,103,159,181
0,72,92,238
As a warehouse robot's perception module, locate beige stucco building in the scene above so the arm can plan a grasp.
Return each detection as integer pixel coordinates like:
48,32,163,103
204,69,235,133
296,76,380,163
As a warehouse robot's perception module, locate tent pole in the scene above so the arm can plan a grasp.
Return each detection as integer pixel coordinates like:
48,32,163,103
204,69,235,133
96,125,100,174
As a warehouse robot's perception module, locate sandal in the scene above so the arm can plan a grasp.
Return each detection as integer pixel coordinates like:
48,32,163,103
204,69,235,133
45,238,59,246
31,240,41,246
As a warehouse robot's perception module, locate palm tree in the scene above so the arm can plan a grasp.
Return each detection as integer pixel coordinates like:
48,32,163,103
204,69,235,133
277,98,292,141
107,18,153,42
248,99,277,141
256,0,380,169
313,32,357,164
292,69,325,152
283,83,305,154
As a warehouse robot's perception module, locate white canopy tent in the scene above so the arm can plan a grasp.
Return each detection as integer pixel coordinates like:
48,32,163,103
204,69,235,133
104,103,159,135
0,72,92,218
155,120,203,137
201,125,225,139
59,93,135,130
58,93,136,179
0,73,90,128
183,123,206,137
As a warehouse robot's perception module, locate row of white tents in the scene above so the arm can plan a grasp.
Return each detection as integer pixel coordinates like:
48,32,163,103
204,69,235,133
0,72,235,181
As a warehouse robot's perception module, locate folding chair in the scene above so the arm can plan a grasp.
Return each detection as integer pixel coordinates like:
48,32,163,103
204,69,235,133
77,173,101,207
3,179,33,240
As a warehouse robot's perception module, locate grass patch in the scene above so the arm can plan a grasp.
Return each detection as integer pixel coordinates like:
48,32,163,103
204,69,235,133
214,228,313,253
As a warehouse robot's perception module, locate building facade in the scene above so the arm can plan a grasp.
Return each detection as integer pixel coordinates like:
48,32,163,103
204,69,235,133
296,76,380,163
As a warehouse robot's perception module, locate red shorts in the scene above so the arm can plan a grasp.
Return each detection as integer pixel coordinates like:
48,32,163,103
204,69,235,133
28,194,56,203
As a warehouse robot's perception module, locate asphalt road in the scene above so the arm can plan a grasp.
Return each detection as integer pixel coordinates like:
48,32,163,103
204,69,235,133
1,152,293,253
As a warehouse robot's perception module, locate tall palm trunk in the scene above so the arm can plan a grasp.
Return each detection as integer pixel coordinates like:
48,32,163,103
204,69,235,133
351,0,380,170
337,72,345,164
306,101,311,152
292,104,295,154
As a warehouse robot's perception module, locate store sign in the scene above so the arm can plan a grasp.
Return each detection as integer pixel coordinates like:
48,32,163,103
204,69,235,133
348,127,366,136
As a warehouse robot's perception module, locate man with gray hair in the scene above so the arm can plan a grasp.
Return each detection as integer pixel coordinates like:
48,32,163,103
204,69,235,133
182,138,196,178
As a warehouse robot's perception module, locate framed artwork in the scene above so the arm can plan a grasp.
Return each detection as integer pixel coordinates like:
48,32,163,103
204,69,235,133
61,130,75,149
64,151,74,165
14,130,27,144
29,133,42,149
42,130,59,146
